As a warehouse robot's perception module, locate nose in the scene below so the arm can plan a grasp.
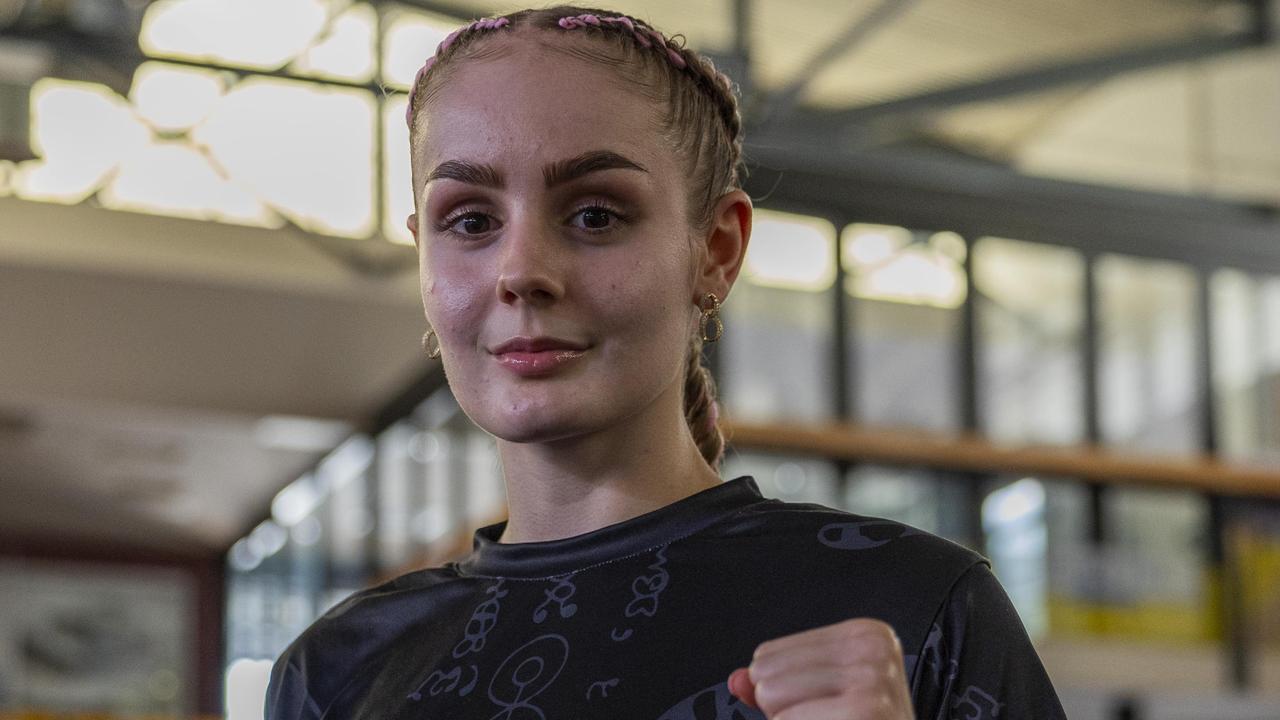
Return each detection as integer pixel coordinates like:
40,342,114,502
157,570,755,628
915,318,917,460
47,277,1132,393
495,216,566,306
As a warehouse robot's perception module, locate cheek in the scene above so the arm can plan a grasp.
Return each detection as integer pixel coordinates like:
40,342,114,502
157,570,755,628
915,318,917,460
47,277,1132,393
592,250,693,341
420,252,486,334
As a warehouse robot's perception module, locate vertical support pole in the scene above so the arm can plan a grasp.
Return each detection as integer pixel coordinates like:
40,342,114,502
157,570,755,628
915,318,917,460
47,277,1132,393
832,214,853,501
1197,269,1251,690
1081,251,1110,640
1083,253,1106,545
732,0,753,101
373,4,386,244
959,233,986,550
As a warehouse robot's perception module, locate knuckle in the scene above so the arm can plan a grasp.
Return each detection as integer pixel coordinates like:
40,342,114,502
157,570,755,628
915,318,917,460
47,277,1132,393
753,680,783,713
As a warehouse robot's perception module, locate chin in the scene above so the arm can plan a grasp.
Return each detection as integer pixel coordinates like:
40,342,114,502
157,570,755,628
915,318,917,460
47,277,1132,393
457,389,598,444
484,411,598,445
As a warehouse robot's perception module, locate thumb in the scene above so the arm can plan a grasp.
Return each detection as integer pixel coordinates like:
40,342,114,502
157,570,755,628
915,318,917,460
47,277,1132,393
727,667,759,709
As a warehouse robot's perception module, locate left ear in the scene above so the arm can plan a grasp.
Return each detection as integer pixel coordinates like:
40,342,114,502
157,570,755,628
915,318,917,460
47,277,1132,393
695,189,752,304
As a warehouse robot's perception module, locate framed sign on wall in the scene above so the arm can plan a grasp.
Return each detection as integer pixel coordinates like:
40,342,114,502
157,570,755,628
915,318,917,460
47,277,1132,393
0,560,194,716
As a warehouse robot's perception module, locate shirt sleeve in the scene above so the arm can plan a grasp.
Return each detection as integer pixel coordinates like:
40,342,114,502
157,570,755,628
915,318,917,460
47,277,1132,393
265,655,325,720
907,562,1066,720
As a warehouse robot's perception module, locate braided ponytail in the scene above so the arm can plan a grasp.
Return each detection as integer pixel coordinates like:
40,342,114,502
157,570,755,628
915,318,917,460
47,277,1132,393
683,333,725,470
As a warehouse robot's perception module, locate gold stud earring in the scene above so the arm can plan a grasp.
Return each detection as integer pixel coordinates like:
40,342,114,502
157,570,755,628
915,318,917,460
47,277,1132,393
421,329,441,359
699,292,723,343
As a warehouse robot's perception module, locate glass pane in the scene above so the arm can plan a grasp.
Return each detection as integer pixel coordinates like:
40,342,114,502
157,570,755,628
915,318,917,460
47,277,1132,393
1212,269,1280,464
193,76,376,237
722,451,839,506
140,0,330,71
840,465,974,545
844,224,966,431
1111,488,1212,640
842,465,941,533
466,429,505,526
383,94,415,245
974,237,1085,445
983,477,1049,638
1097,254,1201,454
322,436,375,597
376,422,417,572
381,7,461,90
409,426,459,551
1047,485,1213,643
16,79,151,205
720,210,836,422
288,3,377,83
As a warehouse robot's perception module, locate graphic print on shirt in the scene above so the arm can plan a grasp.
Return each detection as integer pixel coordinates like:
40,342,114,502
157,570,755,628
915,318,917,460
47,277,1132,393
532,573,579,624
906,622,958,690
406,577,508,702
610,545,670,642
406,663,479,701
816,519,921,551
909,621,1003,720
655,681,765,720
454,578,508,657
585,677,619,700
951,684,1003,719
486,633,569,720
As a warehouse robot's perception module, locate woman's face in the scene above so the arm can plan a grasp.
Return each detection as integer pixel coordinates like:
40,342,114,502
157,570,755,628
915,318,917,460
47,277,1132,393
411,37,701,444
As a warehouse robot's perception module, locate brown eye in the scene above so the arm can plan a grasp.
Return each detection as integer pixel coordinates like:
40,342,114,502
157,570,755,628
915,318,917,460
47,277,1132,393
580,207,611,229
446,212,492,235
571,204,626,233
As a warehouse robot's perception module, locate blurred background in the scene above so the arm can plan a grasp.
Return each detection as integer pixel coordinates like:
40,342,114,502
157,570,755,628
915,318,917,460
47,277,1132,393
1,0,1279,718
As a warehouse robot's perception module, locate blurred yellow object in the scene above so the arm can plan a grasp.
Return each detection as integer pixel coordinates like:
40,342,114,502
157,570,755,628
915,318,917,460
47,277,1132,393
1236,523,1280,648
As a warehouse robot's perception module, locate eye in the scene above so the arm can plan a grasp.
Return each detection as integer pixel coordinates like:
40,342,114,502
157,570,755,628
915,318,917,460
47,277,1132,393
439,210,495,237
570,204,627,233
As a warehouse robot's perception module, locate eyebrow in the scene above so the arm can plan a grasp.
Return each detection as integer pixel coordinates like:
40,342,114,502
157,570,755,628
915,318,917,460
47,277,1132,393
425,150,648,189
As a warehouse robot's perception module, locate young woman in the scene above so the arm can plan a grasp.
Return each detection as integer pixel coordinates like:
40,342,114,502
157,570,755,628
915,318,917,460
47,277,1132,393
266,7,1065,719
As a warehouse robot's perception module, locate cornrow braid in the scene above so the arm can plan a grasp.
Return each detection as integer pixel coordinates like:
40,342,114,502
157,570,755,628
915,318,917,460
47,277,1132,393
683,333,725,470
407,5,741,470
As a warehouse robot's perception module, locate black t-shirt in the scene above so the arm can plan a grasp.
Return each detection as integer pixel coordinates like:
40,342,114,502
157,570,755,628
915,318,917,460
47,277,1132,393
266,476,1065,719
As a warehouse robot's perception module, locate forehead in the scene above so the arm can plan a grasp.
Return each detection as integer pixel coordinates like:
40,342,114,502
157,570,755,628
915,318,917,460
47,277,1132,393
414,36,674,181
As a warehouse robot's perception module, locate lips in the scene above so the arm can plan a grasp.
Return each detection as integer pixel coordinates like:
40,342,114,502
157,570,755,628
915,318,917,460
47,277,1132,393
490,336,589,377
490,336,588,354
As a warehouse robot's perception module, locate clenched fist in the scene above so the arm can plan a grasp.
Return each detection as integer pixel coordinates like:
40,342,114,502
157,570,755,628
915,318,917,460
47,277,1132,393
727,618,914,720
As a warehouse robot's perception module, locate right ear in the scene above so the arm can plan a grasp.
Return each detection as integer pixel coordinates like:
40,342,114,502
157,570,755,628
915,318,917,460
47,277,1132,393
407,213,419,246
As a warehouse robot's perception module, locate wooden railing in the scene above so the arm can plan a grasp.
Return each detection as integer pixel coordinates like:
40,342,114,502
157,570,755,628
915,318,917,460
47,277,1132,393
723,419,1280,498
370,419,1280,586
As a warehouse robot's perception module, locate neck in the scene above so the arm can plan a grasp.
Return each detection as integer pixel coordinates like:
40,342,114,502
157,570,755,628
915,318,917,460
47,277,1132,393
494,382,721,544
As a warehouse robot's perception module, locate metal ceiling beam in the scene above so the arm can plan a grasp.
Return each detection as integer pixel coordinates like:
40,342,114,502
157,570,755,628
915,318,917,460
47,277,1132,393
761,0,920,125
805,7,1273,128
388,0,479,22
741,133,1280,275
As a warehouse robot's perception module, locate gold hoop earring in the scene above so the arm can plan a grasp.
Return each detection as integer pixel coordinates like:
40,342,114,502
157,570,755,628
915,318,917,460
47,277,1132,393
421,329,441,360
699,292,723,343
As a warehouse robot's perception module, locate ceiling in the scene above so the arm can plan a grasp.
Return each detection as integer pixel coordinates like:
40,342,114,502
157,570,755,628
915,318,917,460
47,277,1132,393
0,0,1276,556
0,196,430,553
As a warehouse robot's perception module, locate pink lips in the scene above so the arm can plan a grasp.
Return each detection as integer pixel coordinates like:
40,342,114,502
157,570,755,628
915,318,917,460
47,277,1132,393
490,336,588,377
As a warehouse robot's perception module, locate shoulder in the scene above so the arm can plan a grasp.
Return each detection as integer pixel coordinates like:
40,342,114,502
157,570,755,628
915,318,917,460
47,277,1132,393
696,496,987,633
265,566,465,720
910,560,1067,718
707,495,986,579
